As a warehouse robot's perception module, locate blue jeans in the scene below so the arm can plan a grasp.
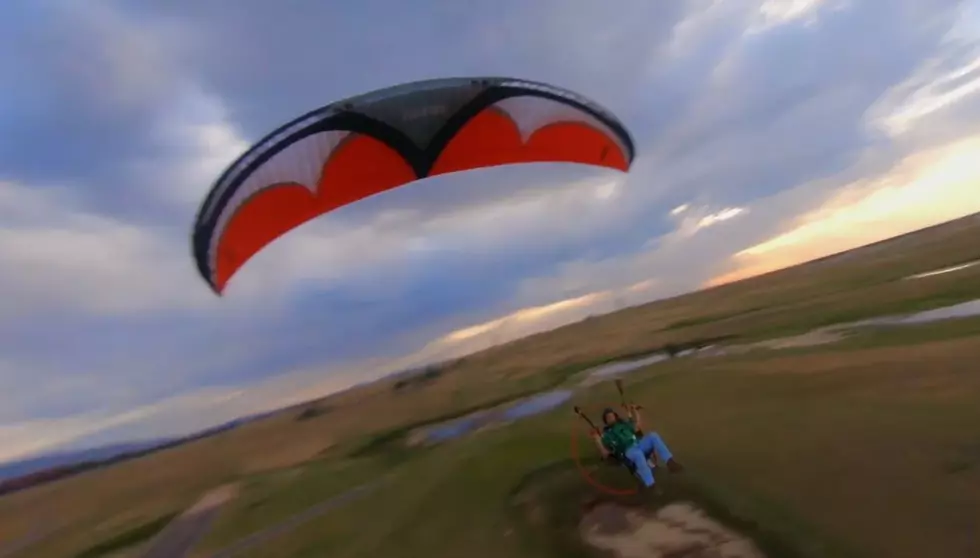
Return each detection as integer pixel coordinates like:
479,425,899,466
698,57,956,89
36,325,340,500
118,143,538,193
624,432,673,487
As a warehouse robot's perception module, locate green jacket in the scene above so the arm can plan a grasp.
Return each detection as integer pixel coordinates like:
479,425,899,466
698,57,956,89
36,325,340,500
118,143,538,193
601,419,638,456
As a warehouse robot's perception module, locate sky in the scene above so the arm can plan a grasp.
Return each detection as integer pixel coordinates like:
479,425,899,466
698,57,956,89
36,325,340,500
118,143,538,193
1,0,980,463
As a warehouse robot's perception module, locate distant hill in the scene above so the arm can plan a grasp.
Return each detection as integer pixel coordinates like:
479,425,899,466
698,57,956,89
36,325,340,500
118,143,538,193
0,412,272,496
0,439,169,481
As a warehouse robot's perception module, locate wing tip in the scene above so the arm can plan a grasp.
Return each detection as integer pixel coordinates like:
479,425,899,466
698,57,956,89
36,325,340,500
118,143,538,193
210,278,226,297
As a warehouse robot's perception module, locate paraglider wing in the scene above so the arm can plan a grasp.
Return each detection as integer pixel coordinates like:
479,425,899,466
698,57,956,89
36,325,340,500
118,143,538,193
192,77,635,294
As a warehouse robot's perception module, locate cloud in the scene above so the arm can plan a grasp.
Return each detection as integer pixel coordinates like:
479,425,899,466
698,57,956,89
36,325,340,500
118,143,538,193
749,0,848,33
134,86,252,212
868,8,980,138
409,292,623,363
398,129,980,356
0,414,144,464
672,204,748,238
715,134,980,284
509,200,755,306
2,0,980,461
0,181,211,317
0,373,346,463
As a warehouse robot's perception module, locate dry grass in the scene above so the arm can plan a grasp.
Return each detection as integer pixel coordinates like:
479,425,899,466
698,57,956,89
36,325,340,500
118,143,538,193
0,214,978,557
654,340,980,558
207,334,980,558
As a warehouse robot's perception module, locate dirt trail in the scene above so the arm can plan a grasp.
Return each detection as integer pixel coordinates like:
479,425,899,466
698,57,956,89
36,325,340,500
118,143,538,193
207,481,378,558
140,484,239,558
581,501,766,558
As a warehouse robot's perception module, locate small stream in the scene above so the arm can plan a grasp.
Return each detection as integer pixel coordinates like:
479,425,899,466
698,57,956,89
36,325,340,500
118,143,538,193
416,298,980,444
847,299,980,327
585,354,669,380
580,298,980,382
421,389,573,443
904,260,980,280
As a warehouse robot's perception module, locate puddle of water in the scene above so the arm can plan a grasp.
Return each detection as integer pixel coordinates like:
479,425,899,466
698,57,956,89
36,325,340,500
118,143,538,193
418,300,980,445
900,299,980,324
419,390,573,443
586,354,669,380
583,348,706,382
905,260,980,280
502,390,573,420
714,300,980,355
846,299,980,328
425,416,485,443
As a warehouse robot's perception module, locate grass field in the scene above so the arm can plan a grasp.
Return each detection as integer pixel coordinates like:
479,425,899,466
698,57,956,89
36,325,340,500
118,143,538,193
191,327,980,558
1,214,979,558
